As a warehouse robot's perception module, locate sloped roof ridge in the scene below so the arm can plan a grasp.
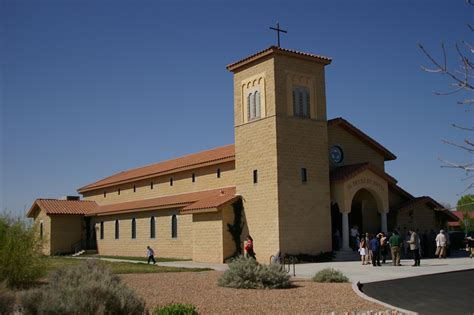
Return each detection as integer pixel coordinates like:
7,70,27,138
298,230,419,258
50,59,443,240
78,144,235,193
328,117,397,161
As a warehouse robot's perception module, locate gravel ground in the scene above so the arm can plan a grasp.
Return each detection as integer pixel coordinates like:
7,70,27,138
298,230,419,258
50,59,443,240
122,271,388,314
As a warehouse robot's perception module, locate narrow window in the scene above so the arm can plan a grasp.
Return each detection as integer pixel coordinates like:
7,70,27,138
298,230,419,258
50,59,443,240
252,91,258,118
100,221,104,239
217,168,221,178
40,221,44,239
171,215,178,239
150,216,156,239
293,86,310,118
103,191,106,198
131,218,136,239
133,185,136,193
192,173,195,182
255,91,261,118
253,170,258,184
247,93,252,121
170,177,173,186
115,220,119,239
301,168,308,183
118,188,121,195
150,181,154,190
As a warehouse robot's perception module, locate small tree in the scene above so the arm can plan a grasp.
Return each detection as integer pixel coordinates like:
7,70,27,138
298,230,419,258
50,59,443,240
418,0,473,193
0,214,45,289
457,194,474,232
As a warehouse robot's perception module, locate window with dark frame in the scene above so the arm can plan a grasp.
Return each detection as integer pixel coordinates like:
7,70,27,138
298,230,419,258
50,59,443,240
253,170,258,184
118,188,121,195
192,173,195,182
131,218,136,239
100,221,104,239
40,221,44,239
301,168,308,183
115,220,119,239
217,168,221,178
170,177,173,186
133,185,136,193
171,215,178,238
150,216,156,239
150,181,154,190
103,191,106,198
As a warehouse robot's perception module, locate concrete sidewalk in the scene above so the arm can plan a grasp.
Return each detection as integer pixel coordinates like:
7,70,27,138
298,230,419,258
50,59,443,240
74,255,473,283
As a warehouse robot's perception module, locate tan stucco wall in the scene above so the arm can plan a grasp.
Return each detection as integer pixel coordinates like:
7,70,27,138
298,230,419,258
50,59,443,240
192,212,223,263
49,215,83,254
396,204,442,232
233,56,281,262
93,210,192,259
82,161,235,205
33,208,51,255
328,124,385,171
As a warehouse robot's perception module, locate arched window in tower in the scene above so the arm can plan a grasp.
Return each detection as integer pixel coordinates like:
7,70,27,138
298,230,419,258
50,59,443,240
171,214,178,239
247,90,261,121
293,86,310,118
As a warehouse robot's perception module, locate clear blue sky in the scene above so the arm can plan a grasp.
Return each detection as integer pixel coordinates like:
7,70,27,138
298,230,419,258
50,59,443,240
1,0,472,215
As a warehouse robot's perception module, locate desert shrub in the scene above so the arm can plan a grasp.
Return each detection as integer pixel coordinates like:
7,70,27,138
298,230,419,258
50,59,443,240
312,268,349,283
21,260,146,315
0,215,45,289
154,303,198,315
0,282,16,315
218,256,291,289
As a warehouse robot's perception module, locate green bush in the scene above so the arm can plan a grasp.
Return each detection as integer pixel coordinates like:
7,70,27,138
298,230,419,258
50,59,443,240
154,303,198,315
218,256,291,289
312,268,349,283
21,260,146,315
0,283,16,315
0,215,45,289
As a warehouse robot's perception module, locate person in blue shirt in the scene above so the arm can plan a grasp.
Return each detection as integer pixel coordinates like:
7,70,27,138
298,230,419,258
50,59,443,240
369,234,381,267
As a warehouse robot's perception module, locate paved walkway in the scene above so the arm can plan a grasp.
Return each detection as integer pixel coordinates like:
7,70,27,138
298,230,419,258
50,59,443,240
75,256,473,283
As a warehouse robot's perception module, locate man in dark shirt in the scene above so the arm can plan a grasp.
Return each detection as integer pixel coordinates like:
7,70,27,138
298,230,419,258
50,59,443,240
369,234,381,266
389,230,402,266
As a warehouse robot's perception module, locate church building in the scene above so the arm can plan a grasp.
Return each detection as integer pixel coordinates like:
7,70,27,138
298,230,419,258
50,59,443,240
27,46,457,262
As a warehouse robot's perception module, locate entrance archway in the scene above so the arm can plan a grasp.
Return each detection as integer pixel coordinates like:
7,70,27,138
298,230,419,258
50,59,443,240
349,188,381,234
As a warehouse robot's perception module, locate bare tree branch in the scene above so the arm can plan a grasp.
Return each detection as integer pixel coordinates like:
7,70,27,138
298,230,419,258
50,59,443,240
452,123,474,131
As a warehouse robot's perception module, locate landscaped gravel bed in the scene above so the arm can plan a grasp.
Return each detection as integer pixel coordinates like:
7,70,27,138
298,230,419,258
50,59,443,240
122,271,389,314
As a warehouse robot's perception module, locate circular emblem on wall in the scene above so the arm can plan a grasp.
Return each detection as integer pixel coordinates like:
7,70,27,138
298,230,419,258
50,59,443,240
330,145,344,164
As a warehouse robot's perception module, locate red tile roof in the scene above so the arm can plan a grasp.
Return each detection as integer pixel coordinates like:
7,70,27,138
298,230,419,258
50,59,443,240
78,145,235,193
328,118,397,161
27,199,98,218
447,211,474,227
89,187,238,216
330,162,397,184
226,46,332,72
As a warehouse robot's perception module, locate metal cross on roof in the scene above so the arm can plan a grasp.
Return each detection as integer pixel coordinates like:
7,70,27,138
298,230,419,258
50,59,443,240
269,22,287,47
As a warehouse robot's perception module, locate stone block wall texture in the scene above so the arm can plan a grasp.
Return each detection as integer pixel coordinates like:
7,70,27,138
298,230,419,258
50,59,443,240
192,212,223,263
273,55,332,255
34,209,51,255
396,204,442,232
82,161,235,206
50,214,83,254
233,57,281,262
93,209,192,259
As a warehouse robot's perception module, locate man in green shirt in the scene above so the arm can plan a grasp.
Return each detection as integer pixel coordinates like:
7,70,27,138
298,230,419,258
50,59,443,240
388,230,402,266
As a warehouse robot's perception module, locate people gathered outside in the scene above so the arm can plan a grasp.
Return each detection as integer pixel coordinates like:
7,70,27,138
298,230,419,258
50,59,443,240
369,234,381,267
350,225,359,251
379,232,388,264
358,237,367,265
435,229,447,258
388,230,402,266
407,229,421,267
244,235,256,259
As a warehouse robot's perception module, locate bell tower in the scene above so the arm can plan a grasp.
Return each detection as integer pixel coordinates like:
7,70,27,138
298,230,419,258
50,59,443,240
227,46,333,260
